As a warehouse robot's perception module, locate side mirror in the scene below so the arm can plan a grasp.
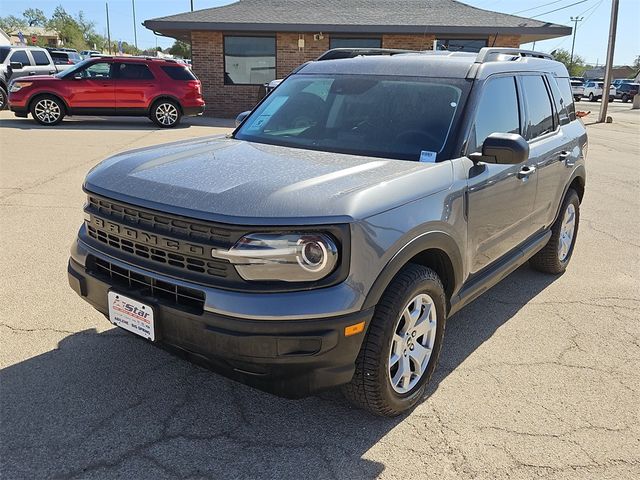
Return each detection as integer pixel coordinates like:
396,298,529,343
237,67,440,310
73,73,83,80
469,133,529,165
9,61,23,70
235,110,251,128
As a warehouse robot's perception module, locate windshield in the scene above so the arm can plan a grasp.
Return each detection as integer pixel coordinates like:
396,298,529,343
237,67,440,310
0,47,9,63
56,59,92,78
235,74,468,161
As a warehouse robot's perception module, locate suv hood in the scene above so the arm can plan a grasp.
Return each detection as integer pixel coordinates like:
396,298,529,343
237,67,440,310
85,136,454,224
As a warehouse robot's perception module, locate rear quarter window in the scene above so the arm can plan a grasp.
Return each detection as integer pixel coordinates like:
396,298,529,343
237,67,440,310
160,66,197,81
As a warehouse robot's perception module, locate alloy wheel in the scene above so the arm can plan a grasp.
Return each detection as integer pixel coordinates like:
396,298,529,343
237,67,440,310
558,203,576,262
34,99,61,124
388,293,437,394
155,103,178,126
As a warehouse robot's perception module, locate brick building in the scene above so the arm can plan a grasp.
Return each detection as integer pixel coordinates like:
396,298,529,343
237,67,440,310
144,0,571,118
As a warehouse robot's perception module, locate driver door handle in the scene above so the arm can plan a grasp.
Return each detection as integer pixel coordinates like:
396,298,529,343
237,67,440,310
517,165,536,180
559,151,570,161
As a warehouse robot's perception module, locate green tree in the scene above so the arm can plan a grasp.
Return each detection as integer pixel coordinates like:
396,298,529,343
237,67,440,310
47,6,85,50
23,8,47,27
551,48,586,77
168,40,191,59
632,55,640,71
0,15,28,33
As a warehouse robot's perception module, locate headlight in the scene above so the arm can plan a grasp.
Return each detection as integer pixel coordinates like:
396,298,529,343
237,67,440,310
9,81,32,93
212,233,339,282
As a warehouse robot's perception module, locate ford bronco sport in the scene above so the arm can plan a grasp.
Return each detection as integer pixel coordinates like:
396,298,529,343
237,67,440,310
68,48,587,416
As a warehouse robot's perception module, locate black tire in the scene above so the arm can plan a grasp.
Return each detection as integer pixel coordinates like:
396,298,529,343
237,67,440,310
150,99,182,128
30,94,65,126
530,189,580,274
0,87,7,110
608,96,614,103
589,93,595,102
621,94,629,103
343,264,447,417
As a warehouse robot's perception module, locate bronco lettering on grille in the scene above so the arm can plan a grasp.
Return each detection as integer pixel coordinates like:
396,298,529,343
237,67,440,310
91,217,205,256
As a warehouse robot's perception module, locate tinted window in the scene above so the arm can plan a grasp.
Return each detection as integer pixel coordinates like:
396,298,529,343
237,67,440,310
521,75,554,140
161,65,197,81
79,62,112,79
50,51,69,65
330,38,382,49
31,50,50,66
224,36,275,85
437,39,487,53
236,75,467,161
9,50,30,66
0,47,9,63
469,76,520,153
117,63,154,80
548,76,575,125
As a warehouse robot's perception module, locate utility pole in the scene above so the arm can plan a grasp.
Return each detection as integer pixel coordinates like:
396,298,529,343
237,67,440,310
132,0,138,50
191,0,194,11
569,16,583,75
598,0,619,123
106,2,112,55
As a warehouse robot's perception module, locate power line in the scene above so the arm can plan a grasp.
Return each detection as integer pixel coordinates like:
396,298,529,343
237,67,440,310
531,0,589,18
512,0,566,15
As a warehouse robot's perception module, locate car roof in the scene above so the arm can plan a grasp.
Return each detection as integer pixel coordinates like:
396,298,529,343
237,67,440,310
86,56,183,65
298,48,569,80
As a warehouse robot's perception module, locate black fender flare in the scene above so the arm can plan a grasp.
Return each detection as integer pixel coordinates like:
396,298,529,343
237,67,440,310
362,231,464,310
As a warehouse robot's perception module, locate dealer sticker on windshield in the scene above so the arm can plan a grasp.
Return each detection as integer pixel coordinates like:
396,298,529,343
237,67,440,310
108,292,155,341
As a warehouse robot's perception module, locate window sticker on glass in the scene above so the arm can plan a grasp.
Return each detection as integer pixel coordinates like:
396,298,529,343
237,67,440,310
246,96,288,131
419,151,437,163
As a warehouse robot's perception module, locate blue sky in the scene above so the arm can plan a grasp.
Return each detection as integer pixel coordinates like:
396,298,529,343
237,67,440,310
2,0,638,65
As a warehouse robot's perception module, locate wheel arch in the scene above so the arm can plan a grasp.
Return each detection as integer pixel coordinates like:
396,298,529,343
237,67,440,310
148,95,183,115
553,166,586,224
362,231,463,313
28,92,69,114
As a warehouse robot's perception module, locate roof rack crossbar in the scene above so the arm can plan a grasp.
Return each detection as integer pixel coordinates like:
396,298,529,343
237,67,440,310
474,47,553,64
316,48,418,61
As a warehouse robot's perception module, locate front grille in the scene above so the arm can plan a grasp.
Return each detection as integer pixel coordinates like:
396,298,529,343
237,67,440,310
87,196,233,244
87,224,227,278
88,256,205,313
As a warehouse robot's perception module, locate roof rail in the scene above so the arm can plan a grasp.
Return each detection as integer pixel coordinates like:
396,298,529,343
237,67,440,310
316,48,417,61
474,47,553,64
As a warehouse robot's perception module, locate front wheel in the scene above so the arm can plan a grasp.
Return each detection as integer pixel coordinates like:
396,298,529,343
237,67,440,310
530,189,580,274
30,95,65,126
608,96,614,103
588,93,595,102
150,99,182,128
343,264,446,417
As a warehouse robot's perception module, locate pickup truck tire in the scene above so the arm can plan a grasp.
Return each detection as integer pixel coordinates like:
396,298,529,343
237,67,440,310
621,94,630,103
150,99,182,128
530,189,580,274
30,95,65,126
343,264,446,417
0,87,6,110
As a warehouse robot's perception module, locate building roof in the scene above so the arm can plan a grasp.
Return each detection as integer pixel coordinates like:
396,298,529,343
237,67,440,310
144,0,571,43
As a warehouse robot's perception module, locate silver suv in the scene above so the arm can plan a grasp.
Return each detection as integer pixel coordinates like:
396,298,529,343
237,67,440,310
0,46,57,109
68,48,587,416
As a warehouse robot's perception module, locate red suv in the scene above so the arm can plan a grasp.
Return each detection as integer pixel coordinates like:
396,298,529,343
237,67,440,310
8,57,205,127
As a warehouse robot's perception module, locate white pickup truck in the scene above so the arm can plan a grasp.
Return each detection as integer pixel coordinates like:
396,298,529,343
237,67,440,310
0,46,58,110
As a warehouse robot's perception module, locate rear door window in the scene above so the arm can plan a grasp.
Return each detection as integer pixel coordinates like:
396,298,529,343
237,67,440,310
117,63,154,80
31,50,51,66
547,76,575,125
468,75,520,154
520,75,555,140
160,65,197,81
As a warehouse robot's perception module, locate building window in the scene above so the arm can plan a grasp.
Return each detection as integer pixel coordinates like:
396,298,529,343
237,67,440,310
436,39,487,53
330,38,382,49
224,36,276,85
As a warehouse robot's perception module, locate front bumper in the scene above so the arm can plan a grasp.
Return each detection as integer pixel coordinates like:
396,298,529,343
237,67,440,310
68,256,372,398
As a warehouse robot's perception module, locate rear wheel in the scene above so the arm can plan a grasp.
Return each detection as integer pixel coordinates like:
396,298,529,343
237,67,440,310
0,87,7,110
343,264,446,417
588,93,595,102
621,94,629,103
30,95,65,126
150,99,181,128
530,189,580,274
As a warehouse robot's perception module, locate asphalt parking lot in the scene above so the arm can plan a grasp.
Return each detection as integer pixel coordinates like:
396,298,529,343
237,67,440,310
1,102,639,480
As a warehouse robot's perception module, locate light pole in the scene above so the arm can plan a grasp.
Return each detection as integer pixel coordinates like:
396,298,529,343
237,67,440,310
569,16,583,75
132,0,138,50
105,2,111,55
598,0,620,123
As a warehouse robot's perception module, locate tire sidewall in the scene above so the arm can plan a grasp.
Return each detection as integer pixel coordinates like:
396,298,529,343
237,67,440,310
30,95,65,126
151,100,181,128
0,87,6,110
555,190,581,269
375,275,447,414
